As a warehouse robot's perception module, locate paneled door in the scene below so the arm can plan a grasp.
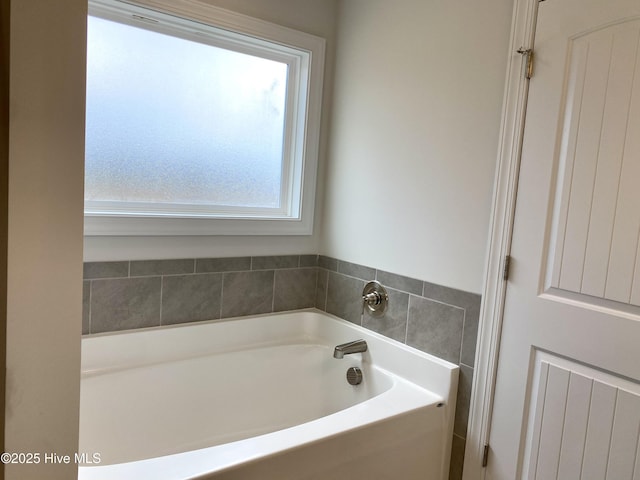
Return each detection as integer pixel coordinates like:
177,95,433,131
488,0,640,478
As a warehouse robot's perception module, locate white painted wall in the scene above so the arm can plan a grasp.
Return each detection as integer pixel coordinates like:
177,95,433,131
6,1,86,478
83,0,339,262
321,0,513,294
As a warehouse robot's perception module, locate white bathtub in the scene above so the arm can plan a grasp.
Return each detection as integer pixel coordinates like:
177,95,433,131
78,309,458,480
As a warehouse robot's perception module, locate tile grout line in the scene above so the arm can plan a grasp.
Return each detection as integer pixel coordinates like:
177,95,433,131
314,266,319,309
219,273,226,320
324,268,329,310
108,265,313,279
271,270,276,313
88,280,92,335
404,295,412,345
159,276,164,326
459,308,467,365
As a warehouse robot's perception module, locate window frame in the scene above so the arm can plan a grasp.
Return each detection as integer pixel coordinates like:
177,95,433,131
84,0,325,236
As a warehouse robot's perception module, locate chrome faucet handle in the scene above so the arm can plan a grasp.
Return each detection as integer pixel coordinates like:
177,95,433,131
362,281,388,317
363,291,382,305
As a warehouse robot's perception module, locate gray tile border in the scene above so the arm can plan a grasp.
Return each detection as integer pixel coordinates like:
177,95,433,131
315,268,328,310
407,295,465,364
461,301,481,367
423,282,480,311
130,259,194,277
196,256,251,273
83,261,128,279
318,255,338,271
161,273,222,325
325,272,365,325
422,281,481,367
376,269,423,295
449,434,466,480
251,255,299,270
337,260,376,280
299,254,319,267
273,268,317,312
90,276,161,333
82,281,90,335
453,364,473,438
221,270,274,318
362,288,409,343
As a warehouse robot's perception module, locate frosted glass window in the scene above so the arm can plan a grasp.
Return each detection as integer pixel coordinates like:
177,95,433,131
84,0,324,236
86,16,287,209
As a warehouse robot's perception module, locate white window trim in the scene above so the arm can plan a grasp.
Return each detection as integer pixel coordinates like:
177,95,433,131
84,0,325,236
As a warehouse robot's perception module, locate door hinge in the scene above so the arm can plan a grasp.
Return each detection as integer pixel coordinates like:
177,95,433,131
517,48,534,79
503,255,511,281
482,444,490,467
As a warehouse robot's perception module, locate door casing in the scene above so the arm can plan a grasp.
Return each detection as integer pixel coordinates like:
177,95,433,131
463,0,542,478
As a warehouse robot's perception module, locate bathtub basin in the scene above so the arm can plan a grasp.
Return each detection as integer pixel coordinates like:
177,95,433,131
78,309,458,479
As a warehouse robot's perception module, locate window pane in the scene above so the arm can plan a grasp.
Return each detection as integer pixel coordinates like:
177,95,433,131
85,16,288,209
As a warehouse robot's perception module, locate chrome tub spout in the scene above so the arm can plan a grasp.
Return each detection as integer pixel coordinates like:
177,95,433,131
333,339,368,359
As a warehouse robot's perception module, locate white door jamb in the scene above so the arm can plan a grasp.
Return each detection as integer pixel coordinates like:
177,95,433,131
462,0,541,478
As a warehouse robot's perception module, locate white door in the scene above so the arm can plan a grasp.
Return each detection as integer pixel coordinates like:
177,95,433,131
488,0,640,478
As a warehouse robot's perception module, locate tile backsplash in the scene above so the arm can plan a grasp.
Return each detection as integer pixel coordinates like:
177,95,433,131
83,255,318,334
82,254,479,480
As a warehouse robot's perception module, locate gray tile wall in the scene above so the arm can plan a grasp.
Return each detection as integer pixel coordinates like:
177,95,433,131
315,256,479,480
82,253,479,480
82,255,319,334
